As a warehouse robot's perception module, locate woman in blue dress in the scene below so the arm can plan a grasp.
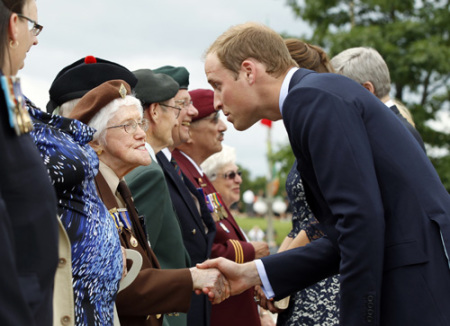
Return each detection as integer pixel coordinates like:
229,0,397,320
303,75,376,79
28,99,123,326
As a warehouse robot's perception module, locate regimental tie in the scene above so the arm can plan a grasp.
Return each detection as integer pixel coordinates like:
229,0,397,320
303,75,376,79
170,157,183,179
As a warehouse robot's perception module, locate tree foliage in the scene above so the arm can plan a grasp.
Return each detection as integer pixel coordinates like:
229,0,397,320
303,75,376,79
276,0,450,189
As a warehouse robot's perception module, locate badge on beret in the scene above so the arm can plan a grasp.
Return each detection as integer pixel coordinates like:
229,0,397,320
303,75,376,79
119,83,127,99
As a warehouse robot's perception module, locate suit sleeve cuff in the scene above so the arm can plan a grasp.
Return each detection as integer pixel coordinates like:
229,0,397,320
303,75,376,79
255,259,275,299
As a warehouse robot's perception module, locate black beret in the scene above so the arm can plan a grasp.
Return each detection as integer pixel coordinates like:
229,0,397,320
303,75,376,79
46,56,137,112
68,80,131,125
133,69,179,105
152,65,189,89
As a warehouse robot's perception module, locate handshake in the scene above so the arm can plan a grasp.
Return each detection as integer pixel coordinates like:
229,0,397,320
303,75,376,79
189,257,262,305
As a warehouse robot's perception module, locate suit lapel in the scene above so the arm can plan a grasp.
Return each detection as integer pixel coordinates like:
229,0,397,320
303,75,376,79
157,152,209,237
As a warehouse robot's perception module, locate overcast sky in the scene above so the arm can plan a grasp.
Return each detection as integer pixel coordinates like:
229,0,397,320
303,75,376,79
20,0,311,178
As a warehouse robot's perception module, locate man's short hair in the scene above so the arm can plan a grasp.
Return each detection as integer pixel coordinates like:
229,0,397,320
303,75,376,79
206,22,297,79
330,47,391,99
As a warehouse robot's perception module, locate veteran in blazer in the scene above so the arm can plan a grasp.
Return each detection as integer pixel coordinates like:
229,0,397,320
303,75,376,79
174,89,269,326
69,80,227,326
198,22,450,326
127,68,215,326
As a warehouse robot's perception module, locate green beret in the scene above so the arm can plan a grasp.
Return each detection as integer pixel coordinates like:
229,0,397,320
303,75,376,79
153,65,190,89
133,69,179,105
69,80,131,125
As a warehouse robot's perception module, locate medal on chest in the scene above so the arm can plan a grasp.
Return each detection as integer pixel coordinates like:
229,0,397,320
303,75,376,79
205,192,228,222
109,208,138,247
0,75,33,135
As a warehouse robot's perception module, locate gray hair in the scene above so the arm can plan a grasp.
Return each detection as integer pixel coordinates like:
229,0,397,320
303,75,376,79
88,95,143,144
201,144,236,181
330,47,391,99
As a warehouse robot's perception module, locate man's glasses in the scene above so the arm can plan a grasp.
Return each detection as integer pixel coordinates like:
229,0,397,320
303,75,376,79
106,119,149,134
160,103,182,118
222,170,242,180
17,13,43,36
175,99,193,109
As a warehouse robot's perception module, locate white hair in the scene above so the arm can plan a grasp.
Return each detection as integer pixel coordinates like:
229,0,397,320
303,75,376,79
58,98,80,117
88,95,143,144
201,144,236,181
331,47,391,99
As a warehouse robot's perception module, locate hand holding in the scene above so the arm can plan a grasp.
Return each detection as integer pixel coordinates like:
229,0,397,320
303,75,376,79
190,267,230,304
197,258,261,300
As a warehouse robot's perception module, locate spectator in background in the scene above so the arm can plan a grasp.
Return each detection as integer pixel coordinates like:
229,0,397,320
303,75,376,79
330,46,426,151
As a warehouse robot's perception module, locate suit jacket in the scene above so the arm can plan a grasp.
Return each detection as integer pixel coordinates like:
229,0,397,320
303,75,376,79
262,69,450,325
171,149,261,326
156,151,216,326
95,171,192,326
0,87,59,326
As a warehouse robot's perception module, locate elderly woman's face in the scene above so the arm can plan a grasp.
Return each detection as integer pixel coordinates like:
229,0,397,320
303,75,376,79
211,162,242,208
99,105,151,178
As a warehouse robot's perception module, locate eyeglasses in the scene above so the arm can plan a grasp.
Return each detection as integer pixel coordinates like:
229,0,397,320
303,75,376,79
159,103,181,118
222,171,242,180
174,99,193,109
106,119,149,134
17,13,43,36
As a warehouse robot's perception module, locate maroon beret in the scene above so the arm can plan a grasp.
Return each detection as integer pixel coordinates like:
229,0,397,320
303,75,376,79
189,89,216,122
69,80,131,125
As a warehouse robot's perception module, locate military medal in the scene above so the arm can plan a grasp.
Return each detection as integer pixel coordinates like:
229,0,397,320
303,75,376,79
109,208,139,247
1,75,33,135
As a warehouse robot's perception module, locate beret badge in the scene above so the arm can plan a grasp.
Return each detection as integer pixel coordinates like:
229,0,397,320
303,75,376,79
119,83,127,99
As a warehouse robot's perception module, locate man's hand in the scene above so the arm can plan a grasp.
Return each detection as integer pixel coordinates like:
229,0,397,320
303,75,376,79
190,267,230,304
251,241,270,259
196,258,262,303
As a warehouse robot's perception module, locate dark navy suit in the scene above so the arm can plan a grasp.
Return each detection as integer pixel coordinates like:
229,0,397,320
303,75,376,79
157,151,216,326
261,69,450,325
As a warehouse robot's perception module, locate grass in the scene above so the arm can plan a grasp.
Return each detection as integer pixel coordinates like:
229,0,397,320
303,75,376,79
234,214,292,247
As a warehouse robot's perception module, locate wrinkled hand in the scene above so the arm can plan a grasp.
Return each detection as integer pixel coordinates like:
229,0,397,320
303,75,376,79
196,258,261,303
254,285,281,313
251,241,270,259
121,246,128,280
190,267,230,304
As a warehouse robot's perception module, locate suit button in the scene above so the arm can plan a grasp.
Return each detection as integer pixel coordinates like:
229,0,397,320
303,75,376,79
61,315,71,325
192,229,197,235
58,258,67,267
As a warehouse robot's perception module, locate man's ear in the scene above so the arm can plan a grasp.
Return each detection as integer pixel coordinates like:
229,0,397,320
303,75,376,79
362,81,375,95
146,103,159,123
241,59,256,85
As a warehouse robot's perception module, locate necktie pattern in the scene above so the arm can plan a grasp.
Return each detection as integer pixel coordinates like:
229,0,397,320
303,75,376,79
170,157,183,179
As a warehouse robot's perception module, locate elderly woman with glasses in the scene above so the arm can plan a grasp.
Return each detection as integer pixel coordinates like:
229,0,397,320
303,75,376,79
70,80,226,326
201,144,242,210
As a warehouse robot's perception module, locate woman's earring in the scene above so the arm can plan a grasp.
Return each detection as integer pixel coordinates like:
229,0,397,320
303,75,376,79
96,149,103,156
9,40,19,48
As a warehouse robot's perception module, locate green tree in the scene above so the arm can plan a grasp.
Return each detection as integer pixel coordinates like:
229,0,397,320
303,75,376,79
281,0,450,189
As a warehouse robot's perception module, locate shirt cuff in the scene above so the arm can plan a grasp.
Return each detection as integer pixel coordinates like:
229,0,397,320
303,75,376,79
255,259,275,299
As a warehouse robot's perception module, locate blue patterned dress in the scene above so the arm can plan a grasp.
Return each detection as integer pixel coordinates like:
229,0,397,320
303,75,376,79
28,103,122,326
277,160,340,326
